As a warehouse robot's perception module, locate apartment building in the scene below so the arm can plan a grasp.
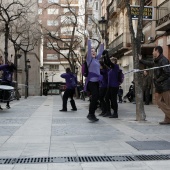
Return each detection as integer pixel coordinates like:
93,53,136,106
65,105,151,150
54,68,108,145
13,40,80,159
101,0,170,103
155,0,170,60
86,0,101,47
38,0,80,90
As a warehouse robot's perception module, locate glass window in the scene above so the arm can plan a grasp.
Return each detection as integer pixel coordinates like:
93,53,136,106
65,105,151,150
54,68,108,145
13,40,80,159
47,54,58,60
48,0,59,3
38,9,42,15
47,20,58,26
49,65,59,71
47,8,58,14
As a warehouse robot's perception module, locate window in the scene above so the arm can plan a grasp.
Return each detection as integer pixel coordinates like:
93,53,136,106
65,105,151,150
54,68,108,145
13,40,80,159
88,17,92,24
61,26,73,35
50,31,59,36
95,2,98,10
38,9,42,15
48,0,59,3
61,16,76,24
47,20,58,26
47,8,58,14
47,42,58,48
49,65,59,71
47,54,58,60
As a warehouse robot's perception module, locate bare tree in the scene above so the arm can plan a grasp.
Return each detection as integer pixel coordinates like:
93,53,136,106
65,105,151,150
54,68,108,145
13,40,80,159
40,0,83,73
125,0,146,121
0,0,33,63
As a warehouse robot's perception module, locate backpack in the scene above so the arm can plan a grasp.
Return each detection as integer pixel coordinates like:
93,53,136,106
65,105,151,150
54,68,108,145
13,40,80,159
82,59,92,77
118,69,124,84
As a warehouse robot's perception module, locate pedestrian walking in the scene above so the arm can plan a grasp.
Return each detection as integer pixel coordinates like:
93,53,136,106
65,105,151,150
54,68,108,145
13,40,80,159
139,46,170,125
59,68,77,112
85,38,104,122
143,70,152,105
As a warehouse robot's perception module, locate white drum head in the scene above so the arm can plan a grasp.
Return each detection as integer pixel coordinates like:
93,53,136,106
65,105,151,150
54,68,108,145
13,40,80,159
0,85,14,90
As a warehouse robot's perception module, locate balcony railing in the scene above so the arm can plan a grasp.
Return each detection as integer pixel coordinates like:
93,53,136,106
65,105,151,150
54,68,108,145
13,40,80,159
108,33,131,56
156,0,170,31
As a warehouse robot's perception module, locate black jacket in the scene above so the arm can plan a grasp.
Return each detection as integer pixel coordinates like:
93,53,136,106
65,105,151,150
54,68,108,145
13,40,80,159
140,54,170,93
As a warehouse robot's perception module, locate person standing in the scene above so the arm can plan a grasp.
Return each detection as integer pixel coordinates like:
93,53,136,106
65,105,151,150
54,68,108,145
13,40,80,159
85,38,104,122
139,46,170,125
98,61,108,116
143,70,152,105
103,51,120,118
59,68,77,112
118,86,123,103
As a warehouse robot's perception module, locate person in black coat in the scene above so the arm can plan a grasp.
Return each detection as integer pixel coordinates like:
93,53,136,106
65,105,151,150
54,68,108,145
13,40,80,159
139,46,170,125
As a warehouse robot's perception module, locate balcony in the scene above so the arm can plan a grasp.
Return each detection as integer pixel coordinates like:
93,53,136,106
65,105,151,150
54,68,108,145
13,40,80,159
109,1,118,18
156,0,170,31
108,33,131,57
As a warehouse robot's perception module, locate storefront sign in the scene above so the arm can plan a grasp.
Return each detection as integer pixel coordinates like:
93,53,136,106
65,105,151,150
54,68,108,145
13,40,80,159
131,5,154,20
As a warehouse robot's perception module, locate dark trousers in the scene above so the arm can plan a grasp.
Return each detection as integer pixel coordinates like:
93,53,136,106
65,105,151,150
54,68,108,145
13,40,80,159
118,95,123,103
143,88,150,104
62,89,77,110
105,87,119,114
99,87,107,113
87,81,99,116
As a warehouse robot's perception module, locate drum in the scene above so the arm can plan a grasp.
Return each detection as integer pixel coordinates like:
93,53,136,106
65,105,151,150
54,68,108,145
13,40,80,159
0,85,15,102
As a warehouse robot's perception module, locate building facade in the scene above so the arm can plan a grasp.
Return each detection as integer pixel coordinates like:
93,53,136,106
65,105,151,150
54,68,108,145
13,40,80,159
38,0,80,94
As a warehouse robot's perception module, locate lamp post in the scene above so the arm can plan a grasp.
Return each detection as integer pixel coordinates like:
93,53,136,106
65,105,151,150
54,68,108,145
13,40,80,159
44,72,48,96
26,59,31,98
40,66,44,96
98,16,107,39
51,72,56,95
80,47,86,85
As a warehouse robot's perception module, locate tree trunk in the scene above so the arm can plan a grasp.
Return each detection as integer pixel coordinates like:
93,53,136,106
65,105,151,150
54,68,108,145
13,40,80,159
126,0,146,121
4,24,9,63
132,40,146,120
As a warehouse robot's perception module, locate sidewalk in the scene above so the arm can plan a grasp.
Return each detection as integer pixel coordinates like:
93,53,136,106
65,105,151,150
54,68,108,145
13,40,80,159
0,95,170,170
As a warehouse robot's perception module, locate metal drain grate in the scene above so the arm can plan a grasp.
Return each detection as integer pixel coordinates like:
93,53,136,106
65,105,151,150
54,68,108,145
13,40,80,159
0,155,170,164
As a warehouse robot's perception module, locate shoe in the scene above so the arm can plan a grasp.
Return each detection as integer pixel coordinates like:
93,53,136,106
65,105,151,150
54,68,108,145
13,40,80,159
159,121,170,125
109,114,118,118
59,109,67,112
87,115,99,122
103,112,111,117
6,105,10,109
99,112,105,116
71,109,77,111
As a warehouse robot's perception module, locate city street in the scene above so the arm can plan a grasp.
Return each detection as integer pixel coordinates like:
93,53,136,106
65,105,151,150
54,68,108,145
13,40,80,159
0,95,170,169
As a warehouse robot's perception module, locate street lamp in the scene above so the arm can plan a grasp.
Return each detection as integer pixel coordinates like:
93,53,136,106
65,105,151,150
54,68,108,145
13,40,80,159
43,72,49,96
80,47,86,85
26,59,31,98
75,67,78,75
98,16,107,39
40,66,44,96
51,72,56,95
